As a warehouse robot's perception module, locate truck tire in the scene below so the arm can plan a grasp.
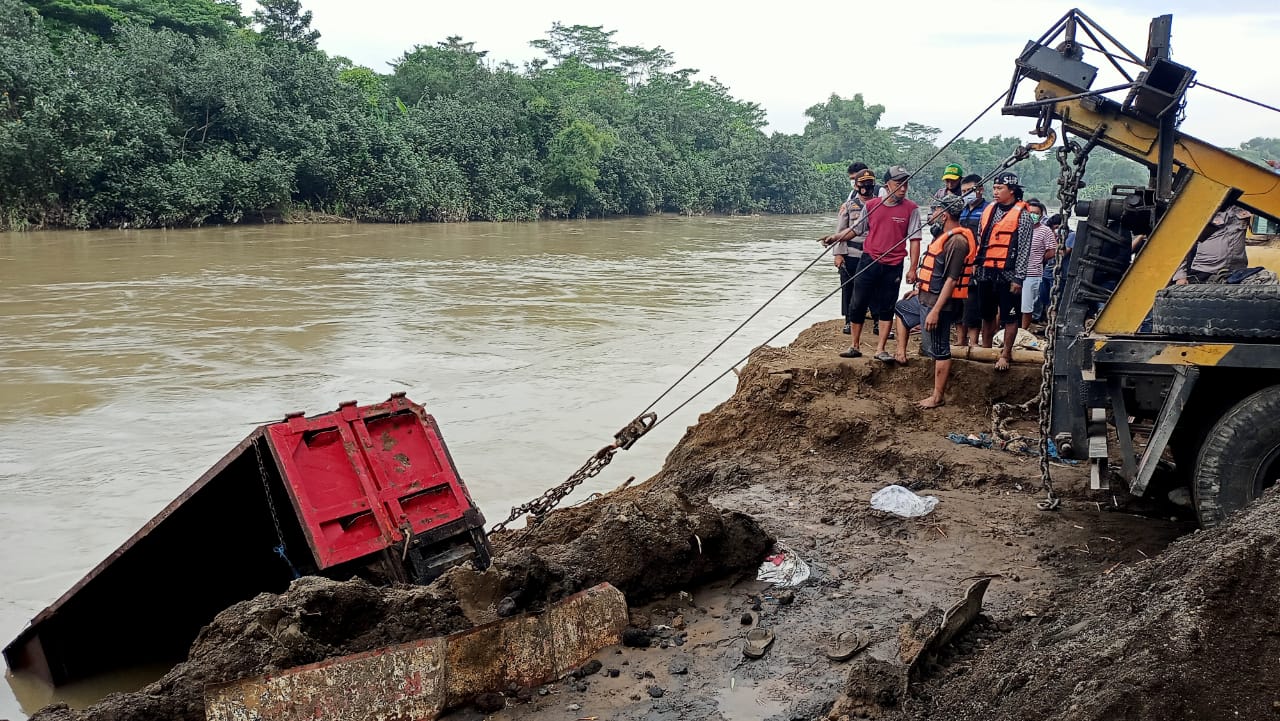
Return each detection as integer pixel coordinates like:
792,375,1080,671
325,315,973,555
1193,385,1280,527
1151,284,1280,338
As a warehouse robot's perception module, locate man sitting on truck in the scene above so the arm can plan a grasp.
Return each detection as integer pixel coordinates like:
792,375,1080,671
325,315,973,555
1173,206,1252,284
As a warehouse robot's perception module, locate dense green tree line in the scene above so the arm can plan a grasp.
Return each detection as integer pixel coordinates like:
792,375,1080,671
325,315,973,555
0,0,1274,230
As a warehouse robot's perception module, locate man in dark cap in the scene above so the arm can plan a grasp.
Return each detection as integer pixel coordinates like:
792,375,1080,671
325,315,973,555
820,164,878,333
974,170,1037,371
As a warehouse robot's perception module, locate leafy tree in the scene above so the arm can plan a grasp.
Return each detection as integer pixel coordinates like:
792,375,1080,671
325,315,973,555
0,4,1195,231
25,0,243,38
252,0,318,50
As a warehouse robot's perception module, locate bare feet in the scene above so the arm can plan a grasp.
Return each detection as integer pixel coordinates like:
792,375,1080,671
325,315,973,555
995,356,1011,372
918,395,945,409
894,353,908,365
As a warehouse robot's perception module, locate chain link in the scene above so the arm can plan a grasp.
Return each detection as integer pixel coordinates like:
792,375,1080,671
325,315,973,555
254,436,300,576
1032,124,1101,511
489,413,656,534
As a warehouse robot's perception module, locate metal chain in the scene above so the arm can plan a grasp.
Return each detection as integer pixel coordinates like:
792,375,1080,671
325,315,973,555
1033,124,1101,511
489,413,657,534
254,436,300,577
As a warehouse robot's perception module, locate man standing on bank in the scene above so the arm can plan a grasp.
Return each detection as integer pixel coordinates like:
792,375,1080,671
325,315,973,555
894,193,977,408
840,165,923,360
820,164,878,333
975,171,1036,371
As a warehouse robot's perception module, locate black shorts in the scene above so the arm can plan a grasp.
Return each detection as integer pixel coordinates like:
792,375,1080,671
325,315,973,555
848,257,904,324
970,278,1019,327
919,303,955,360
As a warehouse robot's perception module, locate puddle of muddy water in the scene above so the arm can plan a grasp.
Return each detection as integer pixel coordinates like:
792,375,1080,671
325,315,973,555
716,679,788,719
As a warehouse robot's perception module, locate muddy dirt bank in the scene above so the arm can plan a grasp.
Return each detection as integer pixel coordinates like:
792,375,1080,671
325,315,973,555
33,320,1204,721
425,321,1190,721
30,485,771,721
883,486,1280,721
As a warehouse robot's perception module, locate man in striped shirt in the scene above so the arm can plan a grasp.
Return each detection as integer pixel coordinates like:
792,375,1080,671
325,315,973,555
1020,199,1055,330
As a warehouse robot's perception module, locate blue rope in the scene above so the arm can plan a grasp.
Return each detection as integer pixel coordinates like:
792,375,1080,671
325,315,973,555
275,544,301,579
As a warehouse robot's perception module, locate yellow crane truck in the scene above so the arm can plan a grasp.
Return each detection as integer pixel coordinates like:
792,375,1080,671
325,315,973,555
1004,10,1280,527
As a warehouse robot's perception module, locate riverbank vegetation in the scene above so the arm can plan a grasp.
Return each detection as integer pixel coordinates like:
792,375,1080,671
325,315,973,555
0,0,1274,230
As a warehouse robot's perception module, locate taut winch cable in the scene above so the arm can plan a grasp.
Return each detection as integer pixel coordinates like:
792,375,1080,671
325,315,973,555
490,88,1047,534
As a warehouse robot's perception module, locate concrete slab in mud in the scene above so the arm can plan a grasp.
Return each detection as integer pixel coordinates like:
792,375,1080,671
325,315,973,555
203,583,628,721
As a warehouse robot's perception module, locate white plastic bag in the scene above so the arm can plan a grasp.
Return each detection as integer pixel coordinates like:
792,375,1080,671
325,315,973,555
870,485,939,518
756,543,811,587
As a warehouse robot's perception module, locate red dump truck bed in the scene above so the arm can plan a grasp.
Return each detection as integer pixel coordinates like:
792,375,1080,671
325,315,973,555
3,393,490,687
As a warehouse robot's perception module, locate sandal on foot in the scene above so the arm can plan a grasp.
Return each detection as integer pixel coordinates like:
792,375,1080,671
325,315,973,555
824,630,870,662
839,348,863,359
873,351,895,363
743,628,775,659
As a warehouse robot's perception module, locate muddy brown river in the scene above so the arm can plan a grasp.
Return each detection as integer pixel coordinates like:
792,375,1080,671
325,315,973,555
0,215,844,717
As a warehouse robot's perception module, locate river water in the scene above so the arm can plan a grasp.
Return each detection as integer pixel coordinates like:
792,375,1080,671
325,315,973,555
0,214,846,717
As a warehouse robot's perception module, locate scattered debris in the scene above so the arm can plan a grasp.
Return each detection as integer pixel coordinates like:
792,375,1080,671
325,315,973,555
756,544,812,587
870,485,939,518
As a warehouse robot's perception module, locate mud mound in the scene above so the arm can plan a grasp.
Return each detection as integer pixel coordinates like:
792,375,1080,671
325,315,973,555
894,488,1280,721
32,487,769,721
492,486,772,606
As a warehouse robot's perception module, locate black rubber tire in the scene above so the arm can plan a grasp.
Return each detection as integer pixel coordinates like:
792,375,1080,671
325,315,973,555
1151,284,1280,339
1193,385,1280,528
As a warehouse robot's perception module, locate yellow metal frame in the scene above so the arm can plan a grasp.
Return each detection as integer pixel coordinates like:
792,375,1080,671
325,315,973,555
1033,80,1280,335
1092,338,1235,366
1093,173,1232,333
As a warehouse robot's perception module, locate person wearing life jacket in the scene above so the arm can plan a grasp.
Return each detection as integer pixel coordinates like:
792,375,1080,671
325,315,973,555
957,173,988,347
974,170,1037,371
820,164,878,333
889,193,977,408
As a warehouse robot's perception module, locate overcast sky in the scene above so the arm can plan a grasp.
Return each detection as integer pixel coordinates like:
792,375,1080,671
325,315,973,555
274,0,1280,150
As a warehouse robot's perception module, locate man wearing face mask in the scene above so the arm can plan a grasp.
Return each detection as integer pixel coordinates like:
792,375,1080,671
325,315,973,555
974,171,1036,371
840,165,923,360
820,163,878,333
1019,199,1055,330
957,174,988,347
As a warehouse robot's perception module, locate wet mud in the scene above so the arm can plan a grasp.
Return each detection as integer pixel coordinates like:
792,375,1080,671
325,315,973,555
37,320,1261,721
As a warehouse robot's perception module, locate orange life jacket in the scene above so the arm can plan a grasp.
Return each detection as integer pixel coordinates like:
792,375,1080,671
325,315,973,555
918,227,977,300
978,201,1028,269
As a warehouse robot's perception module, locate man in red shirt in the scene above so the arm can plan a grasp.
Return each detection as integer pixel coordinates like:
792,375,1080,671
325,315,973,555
840,166,923,360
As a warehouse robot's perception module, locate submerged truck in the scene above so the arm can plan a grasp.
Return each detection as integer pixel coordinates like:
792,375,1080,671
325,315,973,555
1004,10,1280,526
3,393,491,687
